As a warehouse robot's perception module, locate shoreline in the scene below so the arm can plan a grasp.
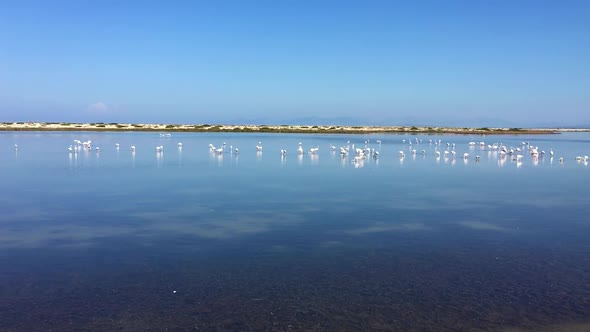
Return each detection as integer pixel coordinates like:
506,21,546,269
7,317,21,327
0,122,583,135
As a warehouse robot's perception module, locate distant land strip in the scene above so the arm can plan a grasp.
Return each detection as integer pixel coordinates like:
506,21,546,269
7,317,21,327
0,122,581,134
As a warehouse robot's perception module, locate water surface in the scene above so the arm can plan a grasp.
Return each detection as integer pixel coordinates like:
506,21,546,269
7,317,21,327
1,131,589,331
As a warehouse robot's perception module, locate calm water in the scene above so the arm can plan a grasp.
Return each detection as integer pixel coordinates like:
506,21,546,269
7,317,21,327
1,131,589,331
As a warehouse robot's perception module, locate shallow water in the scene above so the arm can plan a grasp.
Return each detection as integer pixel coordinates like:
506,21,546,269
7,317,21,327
1,131,589,331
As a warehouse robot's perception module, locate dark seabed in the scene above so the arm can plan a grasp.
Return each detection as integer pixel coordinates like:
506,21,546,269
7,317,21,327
1,131,589,331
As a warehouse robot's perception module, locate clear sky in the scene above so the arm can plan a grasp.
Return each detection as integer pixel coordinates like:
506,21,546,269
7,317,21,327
0,0,588,127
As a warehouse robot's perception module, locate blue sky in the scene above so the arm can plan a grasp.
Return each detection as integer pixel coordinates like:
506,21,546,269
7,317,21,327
0,0,588,127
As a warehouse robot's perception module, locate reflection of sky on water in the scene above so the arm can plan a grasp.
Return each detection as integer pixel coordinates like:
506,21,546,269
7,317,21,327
1,132,590,330
1,131,589,248
457,221,512,232
345,223,431,235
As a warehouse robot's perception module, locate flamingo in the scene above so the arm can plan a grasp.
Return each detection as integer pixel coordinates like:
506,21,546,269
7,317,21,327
353,155,364,163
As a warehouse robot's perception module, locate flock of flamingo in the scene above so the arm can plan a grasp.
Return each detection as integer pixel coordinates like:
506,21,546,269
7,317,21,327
8,135,589,167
